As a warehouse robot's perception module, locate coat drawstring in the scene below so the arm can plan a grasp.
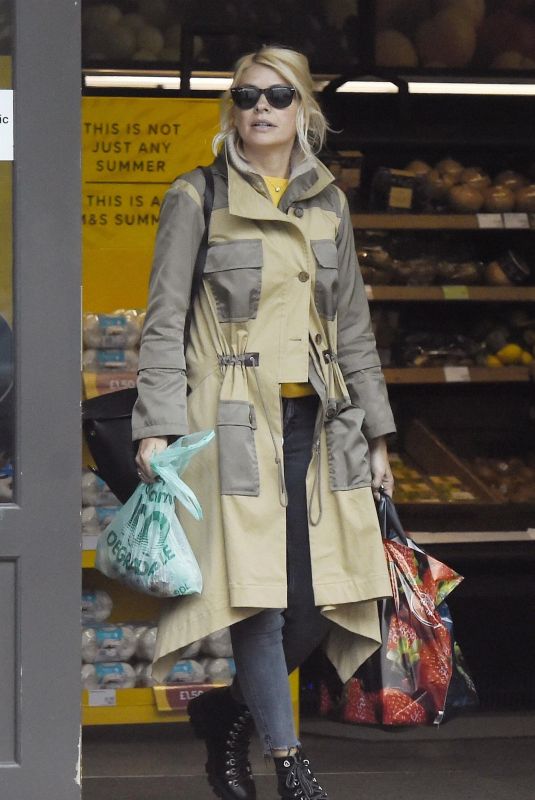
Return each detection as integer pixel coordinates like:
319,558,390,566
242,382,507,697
308,405,325,527
308,438,323,526
248,355,288,509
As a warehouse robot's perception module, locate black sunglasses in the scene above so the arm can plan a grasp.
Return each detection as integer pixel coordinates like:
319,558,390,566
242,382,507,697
230,84,296,110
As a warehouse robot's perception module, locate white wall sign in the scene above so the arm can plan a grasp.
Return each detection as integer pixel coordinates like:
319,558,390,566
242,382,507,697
0,90,14,161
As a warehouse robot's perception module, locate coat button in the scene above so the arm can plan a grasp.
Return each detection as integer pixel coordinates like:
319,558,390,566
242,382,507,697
315,334,322,344
325,406,336,419
298,271,310,282
294,206,304,218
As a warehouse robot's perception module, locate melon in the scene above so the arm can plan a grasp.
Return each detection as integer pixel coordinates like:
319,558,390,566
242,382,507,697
436,158,464,183
416,9,477,67
482,185,515,212
432,0,486,26
448,183,484,212
460,167,491,191
375,30,419,66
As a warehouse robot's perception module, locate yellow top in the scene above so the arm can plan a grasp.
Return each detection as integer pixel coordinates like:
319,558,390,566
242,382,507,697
264,175,289,206
264,176,316,399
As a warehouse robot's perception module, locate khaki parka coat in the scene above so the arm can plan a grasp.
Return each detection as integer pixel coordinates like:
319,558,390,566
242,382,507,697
132,137,396,683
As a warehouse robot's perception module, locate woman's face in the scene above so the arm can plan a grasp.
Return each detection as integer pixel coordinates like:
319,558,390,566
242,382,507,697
232,64,298,156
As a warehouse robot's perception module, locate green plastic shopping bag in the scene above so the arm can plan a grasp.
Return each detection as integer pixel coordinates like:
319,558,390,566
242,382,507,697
95,430,214,597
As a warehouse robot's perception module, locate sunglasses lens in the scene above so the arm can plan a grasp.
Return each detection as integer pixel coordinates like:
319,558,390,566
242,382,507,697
231,86,295,110
265,87,295,108
231,87,259,110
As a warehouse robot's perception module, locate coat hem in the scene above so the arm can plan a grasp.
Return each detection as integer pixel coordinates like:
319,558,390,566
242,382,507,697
314,575,392,606
152,603,262,682
229,585,287,607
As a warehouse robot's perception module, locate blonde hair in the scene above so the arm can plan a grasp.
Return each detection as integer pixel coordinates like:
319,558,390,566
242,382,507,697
212,45,329,158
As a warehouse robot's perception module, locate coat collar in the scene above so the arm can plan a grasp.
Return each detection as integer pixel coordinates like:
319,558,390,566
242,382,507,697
214,134,335,221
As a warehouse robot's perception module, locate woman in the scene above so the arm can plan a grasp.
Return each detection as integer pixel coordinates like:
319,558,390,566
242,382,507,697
133,45,395,800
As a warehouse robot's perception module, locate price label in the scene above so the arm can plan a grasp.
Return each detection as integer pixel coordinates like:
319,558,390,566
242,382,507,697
477,214,503,229
88,689,117,707
364,284,374,300
443,366,471,383
503,213,529,229
442,285,469,300
82,534,99,550
0,90,14,161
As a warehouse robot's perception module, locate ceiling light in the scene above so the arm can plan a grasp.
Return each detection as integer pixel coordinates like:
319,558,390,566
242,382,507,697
336,80,399,94
84,75,180,89
408,81,535,96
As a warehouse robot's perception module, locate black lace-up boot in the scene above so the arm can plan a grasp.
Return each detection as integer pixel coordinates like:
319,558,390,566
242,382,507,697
274,749,329,799
188,686,256,800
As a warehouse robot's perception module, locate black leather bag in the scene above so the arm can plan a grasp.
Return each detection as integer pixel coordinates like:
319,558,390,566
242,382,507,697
82,166,215,504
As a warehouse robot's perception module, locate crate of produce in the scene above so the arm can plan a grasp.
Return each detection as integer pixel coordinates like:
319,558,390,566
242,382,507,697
395,418,499,505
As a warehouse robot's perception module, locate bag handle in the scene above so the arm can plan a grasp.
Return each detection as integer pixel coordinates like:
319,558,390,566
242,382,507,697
377,488,407,543
183,165,215,350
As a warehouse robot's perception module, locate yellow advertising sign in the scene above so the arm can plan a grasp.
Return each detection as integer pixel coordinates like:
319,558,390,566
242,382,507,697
82,97,220,311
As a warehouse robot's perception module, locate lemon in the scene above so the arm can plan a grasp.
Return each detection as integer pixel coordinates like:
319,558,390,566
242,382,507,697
486,354,502,368
521,350,534,366
496,343,523,365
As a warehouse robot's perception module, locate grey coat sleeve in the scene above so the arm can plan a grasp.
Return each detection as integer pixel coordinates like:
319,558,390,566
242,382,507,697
336,195,396,440
131,179,205,441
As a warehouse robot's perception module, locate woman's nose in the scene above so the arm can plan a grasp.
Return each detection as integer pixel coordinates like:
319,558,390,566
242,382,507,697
255,93,270,112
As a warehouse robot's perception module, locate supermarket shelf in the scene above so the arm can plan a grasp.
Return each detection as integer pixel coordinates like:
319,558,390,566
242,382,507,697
411,530,535,545
384,366,531,384
82,548,96,569
83,370,137,400
394,495,535,535
366,285,535,302
352,212,535,230
82,687,187,725
82,671,300,726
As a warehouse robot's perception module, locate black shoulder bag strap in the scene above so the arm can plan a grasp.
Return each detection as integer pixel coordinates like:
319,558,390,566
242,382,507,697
184,164,214,349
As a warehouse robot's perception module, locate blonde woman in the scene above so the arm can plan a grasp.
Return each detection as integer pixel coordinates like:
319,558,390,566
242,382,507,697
134,46,395,800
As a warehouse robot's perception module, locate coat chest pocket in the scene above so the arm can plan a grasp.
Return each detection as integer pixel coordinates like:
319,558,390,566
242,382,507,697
325,405,371,490
204,239,263,323
312,239,339,321
217,400,260,495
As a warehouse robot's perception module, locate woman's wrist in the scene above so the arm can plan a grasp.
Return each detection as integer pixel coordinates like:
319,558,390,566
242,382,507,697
369,435,387,451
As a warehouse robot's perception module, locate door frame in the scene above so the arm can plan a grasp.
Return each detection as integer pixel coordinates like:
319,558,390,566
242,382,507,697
1,1,82,797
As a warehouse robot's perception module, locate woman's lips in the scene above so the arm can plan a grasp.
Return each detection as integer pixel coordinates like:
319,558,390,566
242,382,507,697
251,121,276,128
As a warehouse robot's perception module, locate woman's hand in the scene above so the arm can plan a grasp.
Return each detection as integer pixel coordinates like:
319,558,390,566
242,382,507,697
135,436,168,483
369,435,394,500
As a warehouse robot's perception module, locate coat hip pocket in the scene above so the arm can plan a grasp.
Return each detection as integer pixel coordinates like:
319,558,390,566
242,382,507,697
325,405,371,490
217,400,260,495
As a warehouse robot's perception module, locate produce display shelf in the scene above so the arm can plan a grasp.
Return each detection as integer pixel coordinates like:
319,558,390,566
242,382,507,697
83,370,137,400
82,671,300,726
352,212,535,230
366,286,535,302
384,366,531,384
82,687,187,725
82,548,97,569
410,530,535,545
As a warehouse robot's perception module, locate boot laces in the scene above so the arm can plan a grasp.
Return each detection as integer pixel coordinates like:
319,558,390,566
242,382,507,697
282,757,328,799
225,713,254,781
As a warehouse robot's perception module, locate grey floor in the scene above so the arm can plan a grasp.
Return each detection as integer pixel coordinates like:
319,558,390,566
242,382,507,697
82,710,535,800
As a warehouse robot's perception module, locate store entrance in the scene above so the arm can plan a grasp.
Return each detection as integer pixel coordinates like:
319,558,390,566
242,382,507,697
0,3,81,798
